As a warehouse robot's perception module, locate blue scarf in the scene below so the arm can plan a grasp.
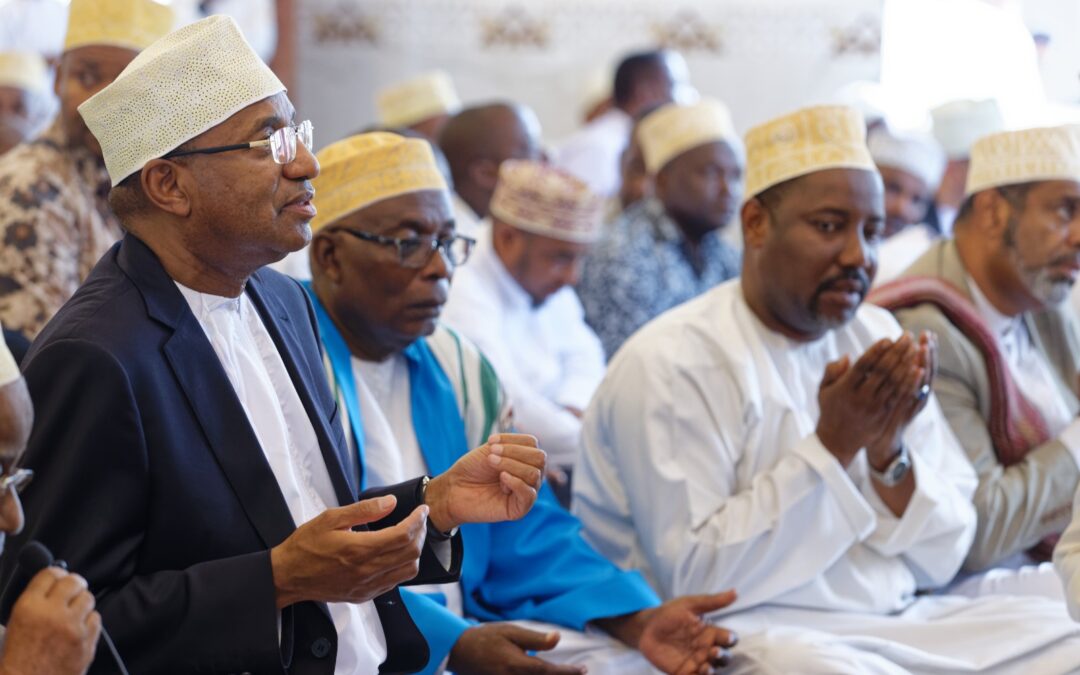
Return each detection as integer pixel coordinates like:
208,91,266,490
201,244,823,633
302,282,469,489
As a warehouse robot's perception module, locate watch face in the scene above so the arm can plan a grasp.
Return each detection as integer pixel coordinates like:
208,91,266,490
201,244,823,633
889,455,912,483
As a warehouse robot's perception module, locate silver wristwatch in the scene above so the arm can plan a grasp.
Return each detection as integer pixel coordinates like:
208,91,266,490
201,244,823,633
869,445,912,487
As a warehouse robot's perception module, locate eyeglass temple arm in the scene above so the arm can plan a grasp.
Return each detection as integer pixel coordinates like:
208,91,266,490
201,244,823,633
162,141,264,159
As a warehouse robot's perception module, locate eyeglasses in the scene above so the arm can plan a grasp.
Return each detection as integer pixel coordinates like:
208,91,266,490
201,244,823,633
337,228,476,269
0,467,32,494
162,120,314,165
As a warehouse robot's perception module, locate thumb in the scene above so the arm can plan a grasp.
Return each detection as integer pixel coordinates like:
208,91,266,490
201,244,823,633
502,624,562,652
683,589,737,615
820,356,850,389
321,495,398,530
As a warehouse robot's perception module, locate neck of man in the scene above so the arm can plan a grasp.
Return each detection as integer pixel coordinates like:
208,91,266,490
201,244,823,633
142,233,251,298
311,278,404,363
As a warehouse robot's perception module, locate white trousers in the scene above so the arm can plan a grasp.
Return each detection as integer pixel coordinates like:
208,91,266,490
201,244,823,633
723,594,1080,675
948,562,1065,601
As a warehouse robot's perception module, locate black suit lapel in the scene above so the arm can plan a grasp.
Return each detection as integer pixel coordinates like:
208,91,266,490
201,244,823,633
163,317,298,548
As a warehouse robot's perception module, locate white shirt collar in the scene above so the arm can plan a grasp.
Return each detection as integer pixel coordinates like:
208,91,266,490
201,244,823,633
967,276,1024,344
174,281,243,318
473,225,536,312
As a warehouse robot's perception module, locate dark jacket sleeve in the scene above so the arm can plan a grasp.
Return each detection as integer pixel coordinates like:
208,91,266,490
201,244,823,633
363,478,463,585
1,339,289,675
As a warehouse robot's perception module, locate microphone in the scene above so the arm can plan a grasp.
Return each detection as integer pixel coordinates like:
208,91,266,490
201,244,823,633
0,540,51,616
9,541,130,675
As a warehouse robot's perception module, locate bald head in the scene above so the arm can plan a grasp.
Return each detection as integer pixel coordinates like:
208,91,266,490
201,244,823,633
438,102,542,218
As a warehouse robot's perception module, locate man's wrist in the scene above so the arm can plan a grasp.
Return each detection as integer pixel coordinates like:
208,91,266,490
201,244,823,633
593,609,650,649
269,545,301,609
867,441,903,473
421,475,457,534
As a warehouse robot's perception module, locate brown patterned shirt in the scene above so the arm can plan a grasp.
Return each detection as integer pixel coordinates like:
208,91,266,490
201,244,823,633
0,120,122,337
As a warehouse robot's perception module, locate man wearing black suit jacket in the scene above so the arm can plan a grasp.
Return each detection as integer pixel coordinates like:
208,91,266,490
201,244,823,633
0,16,546,675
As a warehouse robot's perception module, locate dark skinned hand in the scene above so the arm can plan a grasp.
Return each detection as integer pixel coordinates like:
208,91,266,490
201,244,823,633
447,623,587,674
817,332,935,467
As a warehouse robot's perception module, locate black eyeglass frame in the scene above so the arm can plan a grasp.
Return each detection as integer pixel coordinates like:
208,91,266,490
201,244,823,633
161,120,313,165
335,227,476,269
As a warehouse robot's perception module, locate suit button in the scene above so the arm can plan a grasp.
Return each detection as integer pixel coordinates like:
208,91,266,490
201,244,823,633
311,637,332,658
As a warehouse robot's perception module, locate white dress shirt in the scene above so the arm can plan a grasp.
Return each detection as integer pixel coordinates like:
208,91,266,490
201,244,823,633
176,283,386,674
349,353,464,616
442,228,606,467
968,279,1080,465
555,109,633,198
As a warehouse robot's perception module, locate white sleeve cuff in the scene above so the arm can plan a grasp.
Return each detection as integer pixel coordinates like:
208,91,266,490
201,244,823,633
793,435,877,541
0,330,18,387
1057,418,1080,469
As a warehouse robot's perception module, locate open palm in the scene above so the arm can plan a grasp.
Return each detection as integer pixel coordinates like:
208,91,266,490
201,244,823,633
639,592,739,675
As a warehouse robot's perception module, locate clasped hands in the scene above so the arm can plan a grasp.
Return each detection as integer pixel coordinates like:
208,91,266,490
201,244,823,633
816,331,938,470
271,433,545,608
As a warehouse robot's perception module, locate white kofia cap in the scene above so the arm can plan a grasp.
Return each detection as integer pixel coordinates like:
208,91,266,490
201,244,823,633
490,160,605,244
638,98,740,175
965,125,1080,196
867,126,947,190
743,105,876,201
0,52,48,93
931,99,1005,160
376,71,461,128
78,15,285,186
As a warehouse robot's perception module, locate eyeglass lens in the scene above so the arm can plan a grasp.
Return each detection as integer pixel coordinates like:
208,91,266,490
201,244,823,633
269,121,314,165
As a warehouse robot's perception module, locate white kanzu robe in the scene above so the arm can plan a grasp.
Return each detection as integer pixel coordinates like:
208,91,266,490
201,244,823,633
573,279,1080,673
443,227,606,468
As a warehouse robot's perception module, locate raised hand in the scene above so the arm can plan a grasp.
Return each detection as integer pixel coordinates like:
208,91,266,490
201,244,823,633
636,591,739,675
448,623,588,674
817,333,928,467
424,433,546,532
864,330,937,468
270,495,429,608
0,567,101,675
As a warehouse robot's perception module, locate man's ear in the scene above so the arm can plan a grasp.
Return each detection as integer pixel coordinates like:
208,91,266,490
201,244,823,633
470,158,500,191
309,231,343,283
141,159,192,217
974,190,1010,244
741,197,771,250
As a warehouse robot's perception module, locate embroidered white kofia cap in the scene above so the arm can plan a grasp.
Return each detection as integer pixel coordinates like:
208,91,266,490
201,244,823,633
868,126,947,190
743,104,876,201
638,98,740,175
376,71,461,128
965,125,1080,196
78,15,285,186
490,160,605,244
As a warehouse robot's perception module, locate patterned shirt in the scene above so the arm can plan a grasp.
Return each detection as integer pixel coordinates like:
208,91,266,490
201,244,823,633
0,120,122,337
576,197,741,358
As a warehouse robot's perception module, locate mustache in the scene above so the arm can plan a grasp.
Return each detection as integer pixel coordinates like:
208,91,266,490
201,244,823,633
813,268,871,299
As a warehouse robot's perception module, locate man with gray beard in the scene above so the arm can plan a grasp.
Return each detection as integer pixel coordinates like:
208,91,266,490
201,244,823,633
874,124,1080,595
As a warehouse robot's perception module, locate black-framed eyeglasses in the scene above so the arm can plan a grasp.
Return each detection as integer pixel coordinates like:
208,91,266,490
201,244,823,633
336,228,476,269
162,120,313,165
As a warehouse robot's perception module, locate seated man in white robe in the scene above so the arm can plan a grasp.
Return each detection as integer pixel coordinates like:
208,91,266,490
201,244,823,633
874,124,1080,596
442,160,606,473
573,104,1080,674
302,131,739,675
868,126,946,286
